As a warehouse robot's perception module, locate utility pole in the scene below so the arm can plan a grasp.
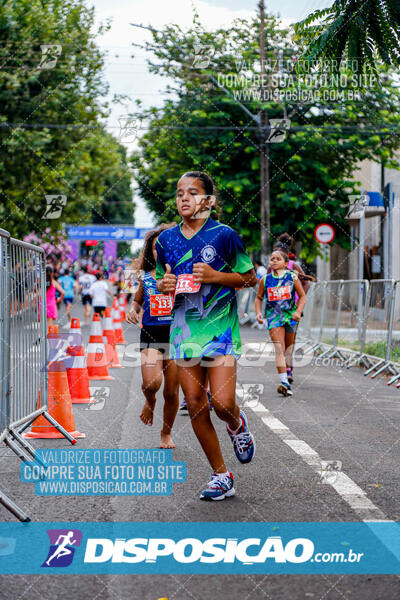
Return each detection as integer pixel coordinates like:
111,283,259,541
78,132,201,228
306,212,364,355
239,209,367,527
259,0,271,260
131,13,273,260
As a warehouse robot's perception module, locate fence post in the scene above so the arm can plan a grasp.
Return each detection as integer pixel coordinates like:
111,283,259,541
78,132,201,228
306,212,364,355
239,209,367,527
364,279,395,377
39,250,48,410
387,281,400,385
318,281,327,347
319,280,345,360
296,281,316,345
385,281,396,364
368,280,397,379
0,228,10,435
304,281,327,355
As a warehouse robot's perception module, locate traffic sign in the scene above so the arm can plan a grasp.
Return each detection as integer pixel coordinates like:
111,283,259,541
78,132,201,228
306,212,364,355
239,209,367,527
314,223,335,244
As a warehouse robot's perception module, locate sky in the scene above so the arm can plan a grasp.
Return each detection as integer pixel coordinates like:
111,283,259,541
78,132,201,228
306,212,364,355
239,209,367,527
91,0,332,228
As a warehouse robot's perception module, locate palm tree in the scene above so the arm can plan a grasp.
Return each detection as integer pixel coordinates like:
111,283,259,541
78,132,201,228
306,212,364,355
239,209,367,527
294,0,400,72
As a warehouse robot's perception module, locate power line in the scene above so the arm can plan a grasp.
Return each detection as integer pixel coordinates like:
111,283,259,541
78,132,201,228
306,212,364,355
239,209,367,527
0,122,398,134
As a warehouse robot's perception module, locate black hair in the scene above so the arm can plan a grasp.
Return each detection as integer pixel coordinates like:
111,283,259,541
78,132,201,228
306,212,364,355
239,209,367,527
95,272,102,280
64,269,70,276
45,265,53,290
274,232,295,255
82,265,88,273
180,171,222,218
139,223,175,272
182,171,214,195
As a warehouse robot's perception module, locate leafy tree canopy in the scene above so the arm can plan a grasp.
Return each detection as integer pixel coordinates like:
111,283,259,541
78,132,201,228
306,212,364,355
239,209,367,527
131,11,400,260
0,0,134,240
294,1,400,73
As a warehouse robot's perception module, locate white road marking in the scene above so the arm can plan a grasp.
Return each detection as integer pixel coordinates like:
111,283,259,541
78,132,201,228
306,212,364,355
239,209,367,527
241,394,390,522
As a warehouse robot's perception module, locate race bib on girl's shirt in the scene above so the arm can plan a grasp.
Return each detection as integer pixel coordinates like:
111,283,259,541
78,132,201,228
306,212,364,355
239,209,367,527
267,285,291,302
175,274,201,295
149,294,173,317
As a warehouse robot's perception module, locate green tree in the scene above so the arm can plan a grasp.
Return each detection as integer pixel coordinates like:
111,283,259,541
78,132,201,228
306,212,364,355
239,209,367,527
0,0,134,239
294,1,400,72
131,13,400,259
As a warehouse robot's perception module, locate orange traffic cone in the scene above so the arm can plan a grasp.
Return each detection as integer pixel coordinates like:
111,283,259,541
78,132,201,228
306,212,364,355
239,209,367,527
112,299,126,345
69,316,82,340
66,318,92,404
24,325,85,439
103,308,123,368
103,333,114,367
87,313,115,381
118,293,127,321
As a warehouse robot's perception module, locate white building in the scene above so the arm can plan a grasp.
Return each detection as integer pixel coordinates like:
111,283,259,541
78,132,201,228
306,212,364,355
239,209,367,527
317,156,400,281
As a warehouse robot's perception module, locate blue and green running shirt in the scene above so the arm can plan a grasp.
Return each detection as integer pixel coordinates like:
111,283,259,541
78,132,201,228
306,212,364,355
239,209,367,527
155,217,254,359
263,269,298,328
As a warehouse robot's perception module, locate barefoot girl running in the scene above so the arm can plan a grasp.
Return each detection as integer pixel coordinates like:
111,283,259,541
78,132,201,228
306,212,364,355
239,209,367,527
156,171,257,500
255,250,306,397
126,225,179,449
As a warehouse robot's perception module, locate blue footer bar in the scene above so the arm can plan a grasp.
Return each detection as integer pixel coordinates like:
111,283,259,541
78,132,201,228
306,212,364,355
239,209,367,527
0,522,399,574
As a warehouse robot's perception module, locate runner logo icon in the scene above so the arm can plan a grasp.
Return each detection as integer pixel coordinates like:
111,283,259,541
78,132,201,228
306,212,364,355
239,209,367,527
41,529,82,567
201,245,216,263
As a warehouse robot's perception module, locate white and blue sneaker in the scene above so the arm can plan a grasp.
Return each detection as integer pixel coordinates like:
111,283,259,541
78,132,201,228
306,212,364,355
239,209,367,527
200,472,235,501
227,410,255,464
277,382,293,397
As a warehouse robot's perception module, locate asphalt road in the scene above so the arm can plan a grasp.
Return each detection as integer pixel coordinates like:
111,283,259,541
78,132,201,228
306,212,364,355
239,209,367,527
1,301,400,599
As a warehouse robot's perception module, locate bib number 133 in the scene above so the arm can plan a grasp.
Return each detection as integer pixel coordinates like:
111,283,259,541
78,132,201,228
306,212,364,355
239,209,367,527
150,294,173,316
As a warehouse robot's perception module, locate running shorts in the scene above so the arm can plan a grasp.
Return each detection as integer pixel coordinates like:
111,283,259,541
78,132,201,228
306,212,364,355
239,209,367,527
140,324,170,354
267,318,298,333
82,294,92,305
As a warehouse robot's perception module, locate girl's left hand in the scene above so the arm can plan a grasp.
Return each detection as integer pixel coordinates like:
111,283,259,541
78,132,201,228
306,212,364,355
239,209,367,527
193,262,217,284
292,311,301,322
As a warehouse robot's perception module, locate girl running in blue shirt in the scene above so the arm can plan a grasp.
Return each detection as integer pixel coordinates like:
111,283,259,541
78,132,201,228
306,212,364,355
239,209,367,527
156,171,257,501
255,249,306,397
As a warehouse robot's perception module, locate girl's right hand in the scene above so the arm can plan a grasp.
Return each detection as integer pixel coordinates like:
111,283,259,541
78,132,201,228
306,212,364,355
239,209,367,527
126,307,140,324
161,264,176,293
256,313,264,324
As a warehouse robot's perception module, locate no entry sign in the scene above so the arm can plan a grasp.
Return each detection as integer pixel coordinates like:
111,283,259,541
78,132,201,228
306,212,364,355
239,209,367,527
314,223,335,244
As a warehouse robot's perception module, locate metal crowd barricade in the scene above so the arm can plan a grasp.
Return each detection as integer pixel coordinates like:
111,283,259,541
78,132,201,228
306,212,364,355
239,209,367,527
318,280,344,360
0,229,10,439
238,286,257,325
240,273,400,386
339,280,369,368
296,281,319,349
299,278,398,380
303,281,328,355
388,281,400,385
0,233,75,522
362,279,396,378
